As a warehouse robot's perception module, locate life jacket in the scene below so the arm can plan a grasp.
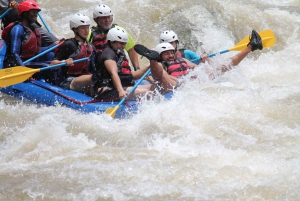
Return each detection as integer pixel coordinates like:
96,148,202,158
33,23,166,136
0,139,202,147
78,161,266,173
55,38,94,76
2,22,41,60
95,50,134,88
89,24,116,52
162,57,189,78
90,26,108,53
0,40,7,69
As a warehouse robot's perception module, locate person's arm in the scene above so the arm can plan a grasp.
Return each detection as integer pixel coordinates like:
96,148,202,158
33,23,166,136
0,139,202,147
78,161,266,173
183,58,196,69
10,25,25,66
9,1,18,10
131,65,150,79
50,58,73,66
184,49,200,64
184,49,209,65
104,59,128,99
127,47,139,70
50,41,74,66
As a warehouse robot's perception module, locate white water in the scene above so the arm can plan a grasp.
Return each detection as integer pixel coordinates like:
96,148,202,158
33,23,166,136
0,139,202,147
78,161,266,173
1,0,300,200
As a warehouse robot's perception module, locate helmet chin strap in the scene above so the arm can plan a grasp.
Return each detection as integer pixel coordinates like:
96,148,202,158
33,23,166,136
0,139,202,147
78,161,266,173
108,41,122,54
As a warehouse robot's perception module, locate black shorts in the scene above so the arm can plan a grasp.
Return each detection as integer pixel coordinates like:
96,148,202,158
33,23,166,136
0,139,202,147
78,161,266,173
94,87,128,101
59,77,76,90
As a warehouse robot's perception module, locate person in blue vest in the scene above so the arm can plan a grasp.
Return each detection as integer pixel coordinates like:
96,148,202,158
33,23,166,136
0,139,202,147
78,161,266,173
50,13,95,95
87,4,140,71
0,0,58,46
2,0,55,68
135,30,263,95
159,30,204,65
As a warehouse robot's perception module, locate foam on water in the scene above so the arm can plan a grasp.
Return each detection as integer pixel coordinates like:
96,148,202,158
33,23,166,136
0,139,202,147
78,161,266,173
1,0,300,200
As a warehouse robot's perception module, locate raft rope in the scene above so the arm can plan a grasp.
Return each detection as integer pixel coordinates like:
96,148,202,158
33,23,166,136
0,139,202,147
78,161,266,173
29,79,137,108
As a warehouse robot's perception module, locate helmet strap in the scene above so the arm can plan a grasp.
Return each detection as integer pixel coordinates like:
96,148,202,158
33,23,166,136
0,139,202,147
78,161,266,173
109,41,122,55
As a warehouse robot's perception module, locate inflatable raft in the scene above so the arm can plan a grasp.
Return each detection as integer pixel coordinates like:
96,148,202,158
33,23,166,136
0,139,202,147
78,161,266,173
0,79,173,119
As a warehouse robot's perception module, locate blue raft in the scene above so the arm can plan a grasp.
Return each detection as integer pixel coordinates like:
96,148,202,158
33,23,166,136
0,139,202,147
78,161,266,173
0,39,173,118
0,79,173,119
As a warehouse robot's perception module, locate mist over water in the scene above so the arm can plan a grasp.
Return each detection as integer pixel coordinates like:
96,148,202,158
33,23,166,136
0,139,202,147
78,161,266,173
1,0,300,200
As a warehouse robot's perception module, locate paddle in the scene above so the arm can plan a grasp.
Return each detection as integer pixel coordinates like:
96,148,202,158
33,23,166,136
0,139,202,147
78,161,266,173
105,68,151,118
0,58,88,87
23,42,62,64
0,8,10,19
191,29,276,63
38,12,52,33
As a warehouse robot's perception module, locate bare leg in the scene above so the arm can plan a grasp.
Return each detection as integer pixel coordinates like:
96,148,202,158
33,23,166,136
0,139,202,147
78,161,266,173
70,74,94,95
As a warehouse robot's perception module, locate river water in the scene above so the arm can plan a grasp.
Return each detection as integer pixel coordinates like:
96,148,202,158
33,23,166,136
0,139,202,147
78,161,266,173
1,0,300,200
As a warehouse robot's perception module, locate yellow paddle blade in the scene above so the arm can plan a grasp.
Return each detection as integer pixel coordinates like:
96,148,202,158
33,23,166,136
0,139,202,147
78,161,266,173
105,105,119,118
229,30,276,52
0,66,40,87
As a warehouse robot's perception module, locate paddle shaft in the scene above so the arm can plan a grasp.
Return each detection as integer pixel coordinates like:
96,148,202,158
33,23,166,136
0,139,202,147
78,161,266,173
190,30,276,63
23,43,61,64
0,8,10,19
118,68,151,106
106,68,151,117
39,57,88,71
0,57,88,87
38,12,52,33
190,50,229,63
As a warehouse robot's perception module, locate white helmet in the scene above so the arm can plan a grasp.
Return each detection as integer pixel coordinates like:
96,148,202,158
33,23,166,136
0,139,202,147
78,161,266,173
93,4,113,19
70,13,91,30
154,43,175,54
107,27,128,43
159,30,179,43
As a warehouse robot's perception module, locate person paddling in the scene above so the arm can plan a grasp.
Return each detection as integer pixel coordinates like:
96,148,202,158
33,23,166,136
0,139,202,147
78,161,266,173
2,1,55,68
0,0,59,46
50,14,95,95
93,27,153,101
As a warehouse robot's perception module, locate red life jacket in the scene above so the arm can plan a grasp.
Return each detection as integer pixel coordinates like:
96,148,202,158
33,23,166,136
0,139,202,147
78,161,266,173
68,42,94,76
2,22,41,59
90,26,108,53
162,57,189,77
117,54,133,86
